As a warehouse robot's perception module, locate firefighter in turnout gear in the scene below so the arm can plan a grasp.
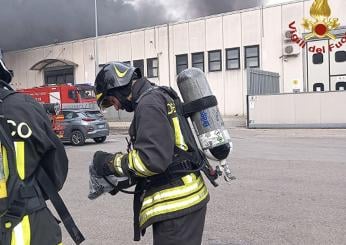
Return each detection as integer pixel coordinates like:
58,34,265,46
92,62,209,245
0,59,84,245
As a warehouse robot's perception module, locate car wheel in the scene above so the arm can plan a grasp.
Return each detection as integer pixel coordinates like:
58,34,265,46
70,130,86,146
93,136,107,143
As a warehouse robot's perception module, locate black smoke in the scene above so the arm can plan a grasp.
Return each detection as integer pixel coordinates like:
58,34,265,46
0,0,263,52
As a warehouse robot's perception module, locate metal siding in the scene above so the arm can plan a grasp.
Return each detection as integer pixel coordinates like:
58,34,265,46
98,37,107,65
189,20,205,53
158,27,169,86
247,69,280,95
329,37,346,77
118,34,131,61
106,35,119,62
82,39,95,84
173,23,189,55
223,13,243,115
306,40,330,91
281,2,305,93
206,17,223,51
262,7,282,76
131,31,145,60
241,10,261,46
72,42,85,84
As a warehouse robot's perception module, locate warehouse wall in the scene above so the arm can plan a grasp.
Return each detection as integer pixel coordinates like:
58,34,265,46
3,0,346,116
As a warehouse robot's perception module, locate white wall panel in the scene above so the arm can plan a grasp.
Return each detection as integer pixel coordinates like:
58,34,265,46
118,34,131,62
172,23,189,55
282,2,305,93
206,17,223,51
241,10,261,46
82,40,95,84
189,20,205,53
98,37,108,65
106,36,118,62
72,42,85,83
131,31,145,60
158,26,169,86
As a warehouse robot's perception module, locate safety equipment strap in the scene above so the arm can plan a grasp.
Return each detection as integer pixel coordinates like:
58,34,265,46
36,166,85,245
182,95,218,117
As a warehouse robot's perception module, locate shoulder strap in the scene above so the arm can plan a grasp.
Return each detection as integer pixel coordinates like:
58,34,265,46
0,88,16,101
36,167,85,244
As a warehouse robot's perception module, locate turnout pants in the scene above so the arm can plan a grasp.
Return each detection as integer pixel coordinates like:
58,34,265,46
3,207,62,245
153,205,207,245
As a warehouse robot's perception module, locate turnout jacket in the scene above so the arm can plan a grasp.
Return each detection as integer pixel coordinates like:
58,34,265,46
113,78,209,232
0,90,68,245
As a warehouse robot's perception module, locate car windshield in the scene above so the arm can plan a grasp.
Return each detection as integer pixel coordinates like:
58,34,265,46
79,89,95,99
82,110,103,119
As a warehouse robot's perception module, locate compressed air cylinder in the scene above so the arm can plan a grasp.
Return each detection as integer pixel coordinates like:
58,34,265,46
177,68,231,160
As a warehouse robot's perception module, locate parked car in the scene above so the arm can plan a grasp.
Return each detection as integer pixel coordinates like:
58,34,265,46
61,109,109,146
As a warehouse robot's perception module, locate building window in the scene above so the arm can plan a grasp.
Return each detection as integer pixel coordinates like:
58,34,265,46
176,54,188,75
133,59,144,76
45,67,74,85
335,51,346,63
147,58,158,78
208,50,222,72
226,48,240,70
192,52,204,72
313,53,324,64
313,83,324,92
336,82,346,91
244,45,260,68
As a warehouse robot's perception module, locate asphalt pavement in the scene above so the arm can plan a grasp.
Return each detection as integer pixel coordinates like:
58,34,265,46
56,127,346,245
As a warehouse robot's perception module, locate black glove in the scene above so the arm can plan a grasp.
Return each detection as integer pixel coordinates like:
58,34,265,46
92,151,115,176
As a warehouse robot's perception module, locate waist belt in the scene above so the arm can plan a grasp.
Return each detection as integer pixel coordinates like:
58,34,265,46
132,156,200,242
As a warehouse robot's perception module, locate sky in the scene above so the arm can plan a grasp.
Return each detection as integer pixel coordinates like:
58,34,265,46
0,0,296,52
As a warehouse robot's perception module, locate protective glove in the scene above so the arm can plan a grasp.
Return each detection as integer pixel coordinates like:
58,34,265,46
88,165,129,200
92,151,116,176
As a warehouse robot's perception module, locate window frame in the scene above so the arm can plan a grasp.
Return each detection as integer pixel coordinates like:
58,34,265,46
208,50,222,72
176,54,188,75
335,51,346,63
191,52,205,72
226,47,240,70
133,59,145,76
244,45,260,69
312,53,324,64
147,58,159,78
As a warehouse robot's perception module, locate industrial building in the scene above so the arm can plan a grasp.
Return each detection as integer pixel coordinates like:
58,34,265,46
3,0,346,116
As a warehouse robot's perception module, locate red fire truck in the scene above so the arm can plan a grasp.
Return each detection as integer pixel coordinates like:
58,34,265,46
18,84,97,138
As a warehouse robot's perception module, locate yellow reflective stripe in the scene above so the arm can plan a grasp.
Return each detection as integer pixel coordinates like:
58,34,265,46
0,145,9,199
11,215,31,245
140,185,208,227
96,93,103,100
172,117,188,151
14,142,25,180
113,154,124,176
128,150,156,177
142,174,204,210
181,172,197,185
57,243,63,245
114,65,128,78
0,180,7,198
2,145,9,180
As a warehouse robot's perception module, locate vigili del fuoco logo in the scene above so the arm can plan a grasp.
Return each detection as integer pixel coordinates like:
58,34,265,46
287,0,345,53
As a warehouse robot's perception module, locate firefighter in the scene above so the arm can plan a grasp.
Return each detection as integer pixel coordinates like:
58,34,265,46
92,62,209,245
0,59,84,245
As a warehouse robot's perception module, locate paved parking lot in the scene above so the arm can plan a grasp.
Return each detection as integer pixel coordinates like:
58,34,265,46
57,128,346,245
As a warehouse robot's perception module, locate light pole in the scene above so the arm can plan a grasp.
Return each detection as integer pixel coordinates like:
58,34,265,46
94,0,99,75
